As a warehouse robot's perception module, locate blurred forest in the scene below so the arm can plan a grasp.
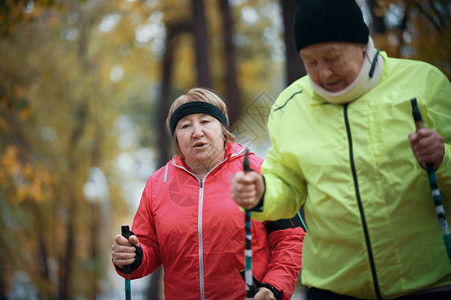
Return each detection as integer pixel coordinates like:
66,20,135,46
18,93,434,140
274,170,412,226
0,0,450,299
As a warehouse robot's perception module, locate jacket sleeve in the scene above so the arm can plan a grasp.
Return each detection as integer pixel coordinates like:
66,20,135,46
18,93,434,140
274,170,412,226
251,95,308,223
427,68,451,202
261,215,306,300
115,176,162,280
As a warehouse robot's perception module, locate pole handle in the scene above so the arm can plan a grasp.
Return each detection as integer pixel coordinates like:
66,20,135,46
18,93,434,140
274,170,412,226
411,97,423,128
411,98,436,171
243,149,252,172
121,225,132,274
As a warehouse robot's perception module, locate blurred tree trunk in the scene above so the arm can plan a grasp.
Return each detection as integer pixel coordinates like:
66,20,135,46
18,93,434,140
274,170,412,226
59,198,75,300
394,2,410,57
89,202,101,300
0,262,6,300
219,0,241,122
59,9,93,297
280,0,305,86
59,106,88,300
191,0,211,87
157,30,175,169
367,0,409,57
36,207,51,300
367,0,389,54
414,0,447,33
157,22,191,169
367,0,386,34
89,151,101,300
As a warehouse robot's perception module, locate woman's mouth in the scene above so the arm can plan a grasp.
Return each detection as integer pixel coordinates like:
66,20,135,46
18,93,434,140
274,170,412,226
323,80,345,92
193,142,207,149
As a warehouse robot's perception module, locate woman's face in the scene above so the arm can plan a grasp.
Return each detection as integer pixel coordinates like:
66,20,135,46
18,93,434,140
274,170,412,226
175,113,226,169
300,42,366,92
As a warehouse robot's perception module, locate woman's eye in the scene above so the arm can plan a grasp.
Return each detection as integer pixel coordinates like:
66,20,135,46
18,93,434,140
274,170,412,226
326,56,339,64
306,60,317,68
179,123,190,129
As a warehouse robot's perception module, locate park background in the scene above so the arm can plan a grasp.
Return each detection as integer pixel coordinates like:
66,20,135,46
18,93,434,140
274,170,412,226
0,0,450,299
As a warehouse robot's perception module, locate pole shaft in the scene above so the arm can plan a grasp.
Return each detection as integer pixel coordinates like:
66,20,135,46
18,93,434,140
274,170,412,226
243,149,259,297
121,225,132,299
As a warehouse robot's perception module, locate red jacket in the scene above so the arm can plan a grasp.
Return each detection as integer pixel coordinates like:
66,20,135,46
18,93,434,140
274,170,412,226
119,143,304,299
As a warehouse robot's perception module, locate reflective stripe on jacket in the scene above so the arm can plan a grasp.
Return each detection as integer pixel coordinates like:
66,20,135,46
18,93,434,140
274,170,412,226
253,52,451,298
126,142,304,300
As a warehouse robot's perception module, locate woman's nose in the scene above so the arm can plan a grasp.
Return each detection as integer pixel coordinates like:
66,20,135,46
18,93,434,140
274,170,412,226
191,123,204,137
318,63,333,79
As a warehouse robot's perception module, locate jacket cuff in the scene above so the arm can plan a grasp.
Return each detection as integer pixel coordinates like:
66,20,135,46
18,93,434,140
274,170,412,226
436,144,450,176
250,175,265,212
115,245,143,274
260,282,283,300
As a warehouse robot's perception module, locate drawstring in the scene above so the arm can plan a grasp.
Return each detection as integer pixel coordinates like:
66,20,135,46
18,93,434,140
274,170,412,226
163,163,169,183
369,49,380,78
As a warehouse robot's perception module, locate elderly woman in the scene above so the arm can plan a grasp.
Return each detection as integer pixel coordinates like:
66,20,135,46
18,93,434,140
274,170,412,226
232,0,451,299
112,88,305,300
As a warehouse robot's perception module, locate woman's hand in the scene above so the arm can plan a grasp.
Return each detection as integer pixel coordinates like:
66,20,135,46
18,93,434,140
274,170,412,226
408,128,444,169
231,171,265,210
253,287,277,300
111,234,140,268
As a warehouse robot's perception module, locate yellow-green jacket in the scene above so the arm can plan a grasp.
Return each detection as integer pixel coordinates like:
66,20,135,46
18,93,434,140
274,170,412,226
253,52,451,299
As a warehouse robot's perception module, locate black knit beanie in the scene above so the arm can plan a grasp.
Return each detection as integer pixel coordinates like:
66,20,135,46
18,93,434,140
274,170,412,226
293,0,369,51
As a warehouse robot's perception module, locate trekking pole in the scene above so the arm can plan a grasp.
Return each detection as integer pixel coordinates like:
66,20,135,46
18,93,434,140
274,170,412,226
410,98,451,263
243,149,259,299
121,225,132,300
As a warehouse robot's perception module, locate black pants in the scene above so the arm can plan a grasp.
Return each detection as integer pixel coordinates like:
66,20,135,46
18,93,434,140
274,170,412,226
307,287,451,300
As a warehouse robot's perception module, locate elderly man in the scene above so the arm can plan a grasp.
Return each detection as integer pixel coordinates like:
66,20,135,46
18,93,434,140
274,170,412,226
232,0,451,299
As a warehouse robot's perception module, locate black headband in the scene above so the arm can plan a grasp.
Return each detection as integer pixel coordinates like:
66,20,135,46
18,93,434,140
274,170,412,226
170,101,228,135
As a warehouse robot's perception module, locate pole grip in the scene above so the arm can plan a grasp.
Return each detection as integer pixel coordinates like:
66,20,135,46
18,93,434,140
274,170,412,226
121,225,132,274
411,98,424,130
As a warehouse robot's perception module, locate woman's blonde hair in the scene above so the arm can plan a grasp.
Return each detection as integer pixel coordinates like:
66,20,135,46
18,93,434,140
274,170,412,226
166,88,236,156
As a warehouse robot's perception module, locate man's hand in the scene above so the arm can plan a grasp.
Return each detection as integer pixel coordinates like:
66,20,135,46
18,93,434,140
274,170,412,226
231,171,265,210
408,128,444,169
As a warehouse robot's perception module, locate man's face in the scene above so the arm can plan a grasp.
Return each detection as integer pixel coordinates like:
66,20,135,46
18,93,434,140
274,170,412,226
300,42,366,92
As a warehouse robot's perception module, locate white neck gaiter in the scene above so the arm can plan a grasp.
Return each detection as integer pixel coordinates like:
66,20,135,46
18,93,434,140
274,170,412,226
309,37,383,104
